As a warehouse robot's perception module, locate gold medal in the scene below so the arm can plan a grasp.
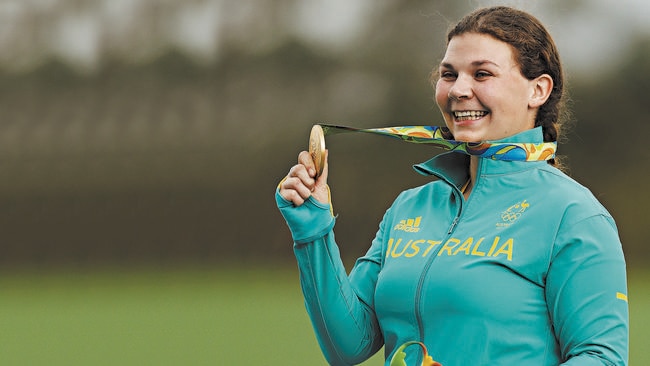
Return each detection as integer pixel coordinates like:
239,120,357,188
309,124,326,177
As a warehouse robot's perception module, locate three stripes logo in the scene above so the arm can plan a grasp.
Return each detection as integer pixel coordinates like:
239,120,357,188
393,216,422,233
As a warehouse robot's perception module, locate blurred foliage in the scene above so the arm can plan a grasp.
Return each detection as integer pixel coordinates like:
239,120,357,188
0,1,647,268
564,36,650,266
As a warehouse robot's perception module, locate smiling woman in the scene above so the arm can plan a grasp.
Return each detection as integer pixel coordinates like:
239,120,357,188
276,6,629,366
437,5,568,155
434,33,552,143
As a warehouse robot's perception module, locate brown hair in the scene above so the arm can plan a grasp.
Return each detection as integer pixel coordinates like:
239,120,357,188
445,6,570,167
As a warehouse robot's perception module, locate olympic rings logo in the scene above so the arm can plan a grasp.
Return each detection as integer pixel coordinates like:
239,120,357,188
500,200,530,223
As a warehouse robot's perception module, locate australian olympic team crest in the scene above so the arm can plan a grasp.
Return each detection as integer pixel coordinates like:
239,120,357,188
497,200,530,228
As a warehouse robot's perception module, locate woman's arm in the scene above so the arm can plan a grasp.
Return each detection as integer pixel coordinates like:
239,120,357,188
546,214,629,366
276,191,384,365
276,149,384,365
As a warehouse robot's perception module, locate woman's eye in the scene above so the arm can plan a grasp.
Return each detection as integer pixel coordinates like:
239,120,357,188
440,71,456,79
475,71,492,79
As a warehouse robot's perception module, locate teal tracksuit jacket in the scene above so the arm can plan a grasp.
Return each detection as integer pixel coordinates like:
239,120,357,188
276,127,629,365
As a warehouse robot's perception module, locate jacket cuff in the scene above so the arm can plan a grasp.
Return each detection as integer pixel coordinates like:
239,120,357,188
275,189,335,244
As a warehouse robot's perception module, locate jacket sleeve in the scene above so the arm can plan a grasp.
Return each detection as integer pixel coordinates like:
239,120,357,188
546,214,629,366
276,189,384,365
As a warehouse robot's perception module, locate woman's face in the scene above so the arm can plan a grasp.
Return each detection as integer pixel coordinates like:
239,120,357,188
435,33,542,142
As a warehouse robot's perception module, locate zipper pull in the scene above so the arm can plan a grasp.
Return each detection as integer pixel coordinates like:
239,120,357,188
448,216,459,234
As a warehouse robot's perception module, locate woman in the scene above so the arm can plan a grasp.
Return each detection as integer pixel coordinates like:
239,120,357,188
276,6,628,366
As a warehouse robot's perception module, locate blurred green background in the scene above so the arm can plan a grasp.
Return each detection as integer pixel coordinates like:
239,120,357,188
0,0,648,365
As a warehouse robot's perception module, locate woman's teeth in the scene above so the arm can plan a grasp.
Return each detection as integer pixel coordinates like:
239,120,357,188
453,111,487,120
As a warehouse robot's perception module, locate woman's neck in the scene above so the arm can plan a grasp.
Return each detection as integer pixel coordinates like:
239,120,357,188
464,156,479,199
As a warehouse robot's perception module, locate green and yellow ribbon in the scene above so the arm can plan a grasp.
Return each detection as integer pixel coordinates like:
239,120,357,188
390,341,442,366
320,124,556,162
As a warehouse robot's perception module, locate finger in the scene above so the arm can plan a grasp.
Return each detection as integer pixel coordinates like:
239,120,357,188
289,163,316,191
279,162,316,206
298,150,317,178
279,186,306,206
281,175,313,200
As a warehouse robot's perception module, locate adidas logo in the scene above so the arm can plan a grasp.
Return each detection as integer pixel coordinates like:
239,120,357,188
393,216,422,233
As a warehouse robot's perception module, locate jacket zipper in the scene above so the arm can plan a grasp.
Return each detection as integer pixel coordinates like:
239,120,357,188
448,216,460,234
413,183,466,348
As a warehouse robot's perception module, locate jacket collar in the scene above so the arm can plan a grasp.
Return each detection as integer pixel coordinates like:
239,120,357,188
413,127,547,187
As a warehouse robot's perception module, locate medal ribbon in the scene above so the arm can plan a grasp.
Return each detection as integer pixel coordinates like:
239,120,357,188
390,341,442,366
319,124,556,162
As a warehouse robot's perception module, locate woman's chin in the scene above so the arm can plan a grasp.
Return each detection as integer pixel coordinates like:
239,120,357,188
451,132,484,143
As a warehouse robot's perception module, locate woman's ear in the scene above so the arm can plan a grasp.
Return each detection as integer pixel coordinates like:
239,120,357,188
528,74,553,108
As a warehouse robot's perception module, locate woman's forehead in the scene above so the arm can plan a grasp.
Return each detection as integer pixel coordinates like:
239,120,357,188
441,33,517,68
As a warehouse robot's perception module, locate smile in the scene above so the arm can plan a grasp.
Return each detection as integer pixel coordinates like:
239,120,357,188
453,110,488,121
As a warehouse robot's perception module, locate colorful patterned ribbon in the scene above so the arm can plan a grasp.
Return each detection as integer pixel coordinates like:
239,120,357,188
319,124,556,162
390,341,442,366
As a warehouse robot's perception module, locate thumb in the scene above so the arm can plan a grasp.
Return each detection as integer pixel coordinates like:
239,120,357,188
311,149,330,204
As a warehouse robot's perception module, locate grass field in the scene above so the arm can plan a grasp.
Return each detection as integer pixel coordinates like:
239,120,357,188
0,265,647,365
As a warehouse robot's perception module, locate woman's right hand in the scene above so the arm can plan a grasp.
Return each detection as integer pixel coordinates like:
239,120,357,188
278,150,329,206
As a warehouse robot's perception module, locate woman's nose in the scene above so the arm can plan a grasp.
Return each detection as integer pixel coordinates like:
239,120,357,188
447,75,473,100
